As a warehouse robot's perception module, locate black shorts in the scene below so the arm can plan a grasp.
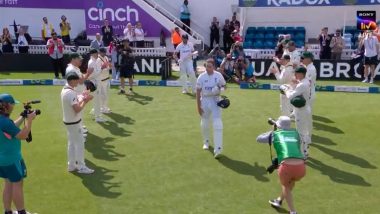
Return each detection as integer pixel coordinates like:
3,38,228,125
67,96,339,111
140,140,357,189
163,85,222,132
363,55,378,65
120,68,134,78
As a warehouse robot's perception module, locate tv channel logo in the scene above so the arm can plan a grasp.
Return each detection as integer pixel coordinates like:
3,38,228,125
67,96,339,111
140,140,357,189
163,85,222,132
357,11,377,30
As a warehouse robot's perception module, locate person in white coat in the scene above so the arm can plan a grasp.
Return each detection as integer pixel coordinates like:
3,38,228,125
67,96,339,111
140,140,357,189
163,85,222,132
174,34,197,94
196,58,226,159
283,66,313,159
270,54,295,116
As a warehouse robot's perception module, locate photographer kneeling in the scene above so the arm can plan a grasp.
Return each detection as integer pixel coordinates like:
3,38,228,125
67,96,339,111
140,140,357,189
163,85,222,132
0,94,36,214
256,116,305,214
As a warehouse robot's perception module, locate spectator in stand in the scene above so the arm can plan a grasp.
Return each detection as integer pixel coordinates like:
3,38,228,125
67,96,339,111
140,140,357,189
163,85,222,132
230,13,240,30
17,28,29,54
59,15,71,44
222,19,232,53
41,17,54,42
101,19,113,46
210,17,220,50
330,29,344,60
47,32,65,79
123,23,135,46
1,27,14,53
362,30,379,84
134,22,146,48
90,33,104,50
180,0,191,34
230,41,245,58
318,27,332,59
231,30,242,43
171,27,182,50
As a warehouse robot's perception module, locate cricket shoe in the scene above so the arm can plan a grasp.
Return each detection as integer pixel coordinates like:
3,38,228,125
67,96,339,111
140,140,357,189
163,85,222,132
101,108,112,114
362,78,369,83
12,211,38,214
202,143,209,150
89,108,95,115
77,166,95,174
182,89,188,94
119,89,126,94
214,147,222,159
95,117,107,123
67,165,77,172
369,78,374,84
269,197,282,208
126,89,134,95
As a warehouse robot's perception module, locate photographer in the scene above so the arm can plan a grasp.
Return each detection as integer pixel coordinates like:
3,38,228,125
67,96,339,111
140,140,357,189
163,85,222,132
61,72,94,174
233,56,255,83
118,39,135,95
256,116,305,214
0,93,36,214
219,54,236,82
208,45,225,68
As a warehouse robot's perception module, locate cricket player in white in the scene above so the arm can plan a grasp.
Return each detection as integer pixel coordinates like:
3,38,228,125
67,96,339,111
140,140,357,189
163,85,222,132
270,54,295,116
88,49,107,122
61,72,94,174
284,67,312,158
196,59,226,158
98,48,112,114
301,52,317,109
174,34,197,94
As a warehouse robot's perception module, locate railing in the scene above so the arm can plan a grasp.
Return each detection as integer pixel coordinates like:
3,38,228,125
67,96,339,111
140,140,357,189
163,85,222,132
141,0,205,49
9,45,167,57
244,48,356,60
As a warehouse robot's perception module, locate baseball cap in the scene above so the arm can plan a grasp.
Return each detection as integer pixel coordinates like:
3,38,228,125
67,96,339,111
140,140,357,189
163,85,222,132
302,51,314,60
295,66,307,74
69,52,83,60
65,72,80,81
0,94,20,104
276,116,291,129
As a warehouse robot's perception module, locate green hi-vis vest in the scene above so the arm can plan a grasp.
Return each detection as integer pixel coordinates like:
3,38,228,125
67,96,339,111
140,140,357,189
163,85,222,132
273,129,304,163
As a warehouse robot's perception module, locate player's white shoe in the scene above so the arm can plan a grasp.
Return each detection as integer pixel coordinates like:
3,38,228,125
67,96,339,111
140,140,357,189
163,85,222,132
67,165,77,172
182,89,188,94
202,143,209,150
214,148,222,159
369,78,374,84
77,166,95,174
101,108,111,114
89,108,95,115
95,117,107,123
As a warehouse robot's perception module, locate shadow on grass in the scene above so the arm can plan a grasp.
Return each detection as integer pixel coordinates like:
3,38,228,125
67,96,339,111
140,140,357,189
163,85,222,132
312,134,337,146
313,121,344,134
185,92,196,99
271,206,289,213
73,160,122,198
126,91,154,105
311,143,376,169
85,133,126,161
98,120,133,137
312,115,334,124
307,157,371,187
211,148,269,182
106,112,135,124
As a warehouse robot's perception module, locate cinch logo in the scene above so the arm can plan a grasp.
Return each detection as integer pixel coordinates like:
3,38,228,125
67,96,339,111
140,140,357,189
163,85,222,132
357,11,377,30
267,0,331,7
87,1,139,22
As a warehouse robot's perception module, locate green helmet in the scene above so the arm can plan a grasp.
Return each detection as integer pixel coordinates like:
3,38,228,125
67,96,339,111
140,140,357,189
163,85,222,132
290,95,306,108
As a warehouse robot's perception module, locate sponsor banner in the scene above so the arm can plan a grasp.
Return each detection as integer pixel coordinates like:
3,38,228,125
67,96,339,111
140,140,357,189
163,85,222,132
138,80,166,86
22,79,53,85
0,0,167,37
315,85,335,92
334,86,370,93
239,0,380,7
240,82,271,90
0,79,23,85
110,79,139,86
53,79,67,86
369,87,380,93
251,59,380,81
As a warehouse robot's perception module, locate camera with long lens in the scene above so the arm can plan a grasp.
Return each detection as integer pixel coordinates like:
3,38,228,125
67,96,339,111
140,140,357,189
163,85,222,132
266,157,279,174
20,100,41,143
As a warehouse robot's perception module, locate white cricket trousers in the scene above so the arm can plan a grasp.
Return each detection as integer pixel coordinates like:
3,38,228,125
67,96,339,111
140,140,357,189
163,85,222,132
92,81,101,118
66,123,85,168
294,105,312,157
99,79,110,110
200,97,223,153
280,94,292,116
179,60,196,92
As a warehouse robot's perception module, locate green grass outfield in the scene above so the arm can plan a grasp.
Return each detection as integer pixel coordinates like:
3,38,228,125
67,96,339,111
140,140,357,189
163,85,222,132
0,73,380,214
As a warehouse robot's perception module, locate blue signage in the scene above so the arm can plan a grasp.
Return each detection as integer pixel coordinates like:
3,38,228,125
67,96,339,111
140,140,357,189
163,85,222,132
239,0,380,7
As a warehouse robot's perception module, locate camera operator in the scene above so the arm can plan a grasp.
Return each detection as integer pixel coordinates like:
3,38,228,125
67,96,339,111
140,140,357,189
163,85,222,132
0,93,36,214
233,55,255,83
208,45,225,68
256,116,305,214
270,55,295,116
61,72,94,174
219,53,237,82
118,39,135,95
281,67,312,158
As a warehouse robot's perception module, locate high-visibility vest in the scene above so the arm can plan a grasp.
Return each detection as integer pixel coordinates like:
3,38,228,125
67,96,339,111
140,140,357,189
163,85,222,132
171,31,182,45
